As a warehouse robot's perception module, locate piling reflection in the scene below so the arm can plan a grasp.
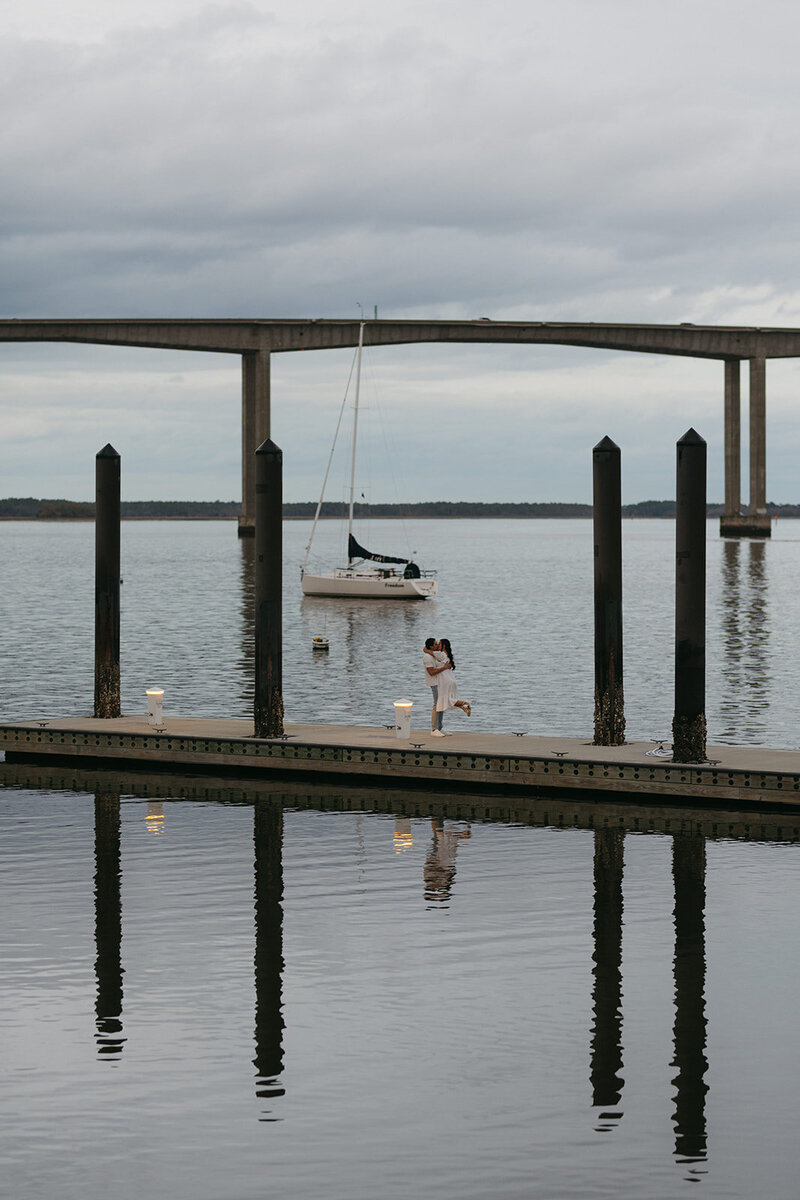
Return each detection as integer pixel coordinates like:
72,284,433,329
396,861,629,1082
671,833,708,1173
238,536,255,712
93,792,125,1057
590,828,625,1130
423,818,471,905
253,800,285,1116
719,539,770,742
744,542,770,735
7,759,787,1158
719,541,743,741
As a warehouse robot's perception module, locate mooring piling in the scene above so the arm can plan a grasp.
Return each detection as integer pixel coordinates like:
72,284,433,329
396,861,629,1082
254,438,284,738
94,444,121,718
673,429,707,762
593,436,625,745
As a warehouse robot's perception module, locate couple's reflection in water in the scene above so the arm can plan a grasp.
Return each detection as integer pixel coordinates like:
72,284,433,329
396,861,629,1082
423,817,471,905
394,813,472,904
92,793,286,1120
590,827,708,1176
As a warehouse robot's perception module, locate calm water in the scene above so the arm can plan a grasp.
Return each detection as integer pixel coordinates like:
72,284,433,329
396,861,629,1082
3,516,800,745
2,771,800,1199
3,519,800,1198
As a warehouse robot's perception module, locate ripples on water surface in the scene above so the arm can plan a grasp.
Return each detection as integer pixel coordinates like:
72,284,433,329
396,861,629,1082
2,776,800,1199
3,517,800,745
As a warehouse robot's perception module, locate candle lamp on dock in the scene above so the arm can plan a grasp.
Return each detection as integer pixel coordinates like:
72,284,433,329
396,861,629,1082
146,688,164,727
393,700,413,740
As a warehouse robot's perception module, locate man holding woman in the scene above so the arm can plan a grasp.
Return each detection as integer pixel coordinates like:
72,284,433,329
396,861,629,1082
422,637,472,736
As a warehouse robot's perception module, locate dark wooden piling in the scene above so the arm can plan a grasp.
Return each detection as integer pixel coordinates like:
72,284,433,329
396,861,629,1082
254,439,284,737
94,445,121,718
673,429,707,762
593,436,625,745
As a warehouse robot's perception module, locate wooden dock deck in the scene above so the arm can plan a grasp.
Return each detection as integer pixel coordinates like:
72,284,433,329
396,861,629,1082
3,715,800,810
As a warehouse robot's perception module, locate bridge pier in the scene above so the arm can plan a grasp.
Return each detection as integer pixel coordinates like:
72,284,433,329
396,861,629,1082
719,357,771,538
239,350,271,537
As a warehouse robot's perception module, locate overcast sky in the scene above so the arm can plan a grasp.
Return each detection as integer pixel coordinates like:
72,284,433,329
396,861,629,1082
3,0,800,503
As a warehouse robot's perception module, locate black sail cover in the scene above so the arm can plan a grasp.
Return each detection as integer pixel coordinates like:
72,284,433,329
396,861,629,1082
348,534,408,565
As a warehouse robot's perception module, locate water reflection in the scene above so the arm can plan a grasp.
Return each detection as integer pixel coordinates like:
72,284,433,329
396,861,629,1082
13,761,770,1167
671,834,708,1176
719,539,771,742
253,800,285,1117
145,800,165,834
590,828,624,1130
744,542,770,733
92,783,286,1107
297,593,435,724
93,792,125,1057
393,816,414,853
719,541,743,741
423,818,471,906
238,537,255,713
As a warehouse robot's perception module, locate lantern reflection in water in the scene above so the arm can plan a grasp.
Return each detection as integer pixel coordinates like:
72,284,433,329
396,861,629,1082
145,801,165,835
393,817,414,854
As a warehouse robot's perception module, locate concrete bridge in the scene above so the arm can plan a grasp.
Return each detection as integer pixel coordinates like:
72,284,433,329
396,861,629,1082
1,317,791,536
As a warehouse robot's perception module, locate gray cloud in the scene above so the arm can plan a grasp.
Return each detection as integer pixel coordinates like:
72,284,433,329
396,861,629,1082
3,0,800,501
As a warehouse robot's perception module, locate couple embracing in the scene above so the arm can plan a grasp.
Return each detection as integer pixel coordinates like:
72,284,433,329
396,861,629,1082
423,637,472,737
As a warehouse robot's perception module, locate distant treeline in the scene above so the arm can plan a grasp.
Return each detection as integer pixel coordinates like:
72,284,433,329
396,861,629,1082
284,500,732,517
3,497,800,519
0,498,241,519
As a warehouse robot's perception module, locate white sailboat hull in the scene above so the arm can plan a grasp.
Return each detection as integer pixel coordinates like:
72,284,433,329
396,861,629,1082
302,569,437,599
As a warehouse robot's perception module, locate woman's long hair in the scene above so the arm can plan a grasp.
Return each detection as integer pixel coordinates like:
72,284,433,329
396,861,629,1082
440,638,455,669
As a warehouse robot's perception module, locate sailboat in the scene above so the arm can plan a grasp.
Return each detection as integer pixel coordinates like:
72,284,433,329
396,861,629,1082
301,323,438,600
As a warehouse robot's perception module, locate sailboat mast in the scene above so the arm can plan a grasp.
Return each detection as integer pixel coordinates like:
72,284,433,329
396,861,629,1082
347,321,365,565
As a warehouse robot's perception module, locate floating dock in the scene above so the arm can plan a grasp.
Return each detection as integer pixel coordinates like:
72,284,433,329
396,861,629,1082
3,716,800,810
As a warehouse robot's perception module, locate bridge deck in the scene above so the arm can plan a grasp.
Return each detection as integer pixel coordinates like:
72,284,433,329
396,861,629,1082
2,318,800,358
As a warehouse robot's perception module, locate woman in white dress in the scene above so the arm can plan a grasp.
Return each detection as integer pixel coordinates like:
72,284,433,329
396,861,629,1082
435,638,472,718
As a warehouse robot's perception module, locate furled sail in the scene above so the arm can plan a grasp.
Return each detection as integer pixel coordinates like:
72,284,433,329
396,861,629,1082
348,534,408,565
